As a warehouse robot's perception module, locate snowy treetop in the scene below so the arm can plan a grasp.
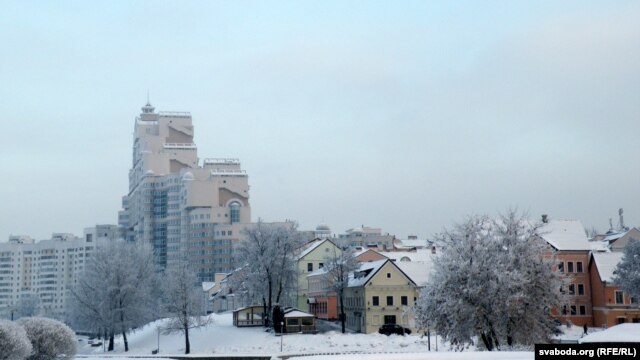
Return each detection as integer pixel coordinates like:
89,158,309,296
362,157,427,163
592,251,625,282
538,219,591,250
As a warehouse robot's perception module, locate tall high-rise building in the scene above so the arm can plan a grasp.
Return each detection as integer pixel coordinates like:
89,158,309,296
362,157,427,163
119,102,251,280
0,232,96,320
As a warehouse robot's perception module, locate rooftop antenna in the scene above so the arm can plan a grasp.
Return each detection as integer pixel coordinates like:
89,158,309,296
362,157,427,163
618,208,627,231
146,90,150,105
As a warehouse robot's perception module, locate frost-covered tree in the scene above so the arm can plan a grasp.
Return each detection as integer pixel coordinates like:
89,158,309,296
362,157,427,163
416,211,565,350
322,246,358,333
612,239,640,300
162,255,207,354
17,317,76,360
70,240,158,351
235,221,304,328
0,320,32,360
14,294,40,319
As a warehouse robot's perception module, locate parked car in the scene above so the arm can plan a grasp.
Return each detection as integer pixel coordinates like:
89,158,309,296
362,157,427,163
378,324,411,336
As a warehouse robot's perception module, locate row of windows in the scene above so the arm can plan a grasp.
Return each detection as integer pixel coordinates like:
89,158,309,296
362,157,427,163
371,295,410,307
558,261,584,273
614,290,638,305
562,304,588,316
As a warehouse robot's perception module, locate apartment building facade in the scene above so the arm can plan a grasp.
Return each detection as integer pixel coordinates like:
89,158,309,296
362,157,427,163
119,102,251,280
0,233,96,320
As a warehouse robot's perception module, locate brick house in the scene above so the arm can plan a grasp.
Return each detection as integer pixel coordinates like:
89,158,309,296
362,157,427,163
589,251,640,327
537,219,593,326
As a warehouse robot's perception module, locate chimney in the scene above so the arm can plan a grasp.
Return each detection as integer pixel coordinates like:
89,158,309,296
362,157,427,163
542,214,548,223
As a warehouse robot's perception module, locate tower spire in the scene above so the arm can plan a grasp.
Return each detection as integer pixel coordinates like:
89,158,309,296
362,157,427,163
141,91,155,114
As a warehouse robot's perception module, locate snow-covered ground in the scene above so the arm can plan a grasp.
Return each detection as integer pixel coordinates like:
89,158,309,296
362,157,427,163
75,312,496,359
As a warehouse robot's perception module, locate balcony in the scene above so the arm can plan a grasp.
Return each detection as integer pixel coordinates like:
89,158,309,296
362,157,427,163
163,143,197,150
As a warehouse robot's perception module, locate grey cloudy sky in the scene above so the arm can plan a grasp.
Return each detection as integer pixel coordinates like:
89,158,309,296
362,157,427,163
1,1,638,241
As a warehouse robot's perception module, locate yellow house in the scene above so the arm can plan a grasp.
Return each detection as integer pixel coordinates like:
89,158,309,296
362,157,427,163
296,238,342,310
344,259,418,334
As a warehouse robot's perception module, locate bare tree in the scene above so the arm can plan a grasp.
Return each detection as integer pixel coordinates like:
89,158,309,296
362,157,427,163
70,240,157,351
236,221,303,328
162,256,207,354
322,246,358,333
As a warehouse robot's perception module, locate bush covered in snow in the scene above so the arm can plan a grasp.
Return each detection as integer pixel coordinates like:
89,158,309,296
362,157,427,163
17,317,76,360
0,320,33,360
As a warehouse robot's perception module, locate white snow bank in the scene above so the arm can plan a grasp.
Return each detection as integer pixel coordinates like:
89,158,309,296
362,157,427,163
579,323,640,343
288,352,533,360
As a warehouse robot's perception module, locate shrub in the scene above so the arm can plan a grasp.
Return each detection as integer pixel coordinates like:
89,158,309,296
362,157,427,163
0,319,33,360
17,317,76,360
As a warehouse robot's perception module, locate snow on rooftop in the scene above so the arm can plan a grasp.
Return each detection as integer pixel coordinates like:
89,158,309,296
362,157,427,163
589,240,610,252
591,251,624,282
348,259,388,288
380,249,435,263
298,238,335,260
284,310,314,318
397,238,429,248
396,261,432,287
201,281,215,291
579,323,640,343
603,230,628,242
537,220,591,251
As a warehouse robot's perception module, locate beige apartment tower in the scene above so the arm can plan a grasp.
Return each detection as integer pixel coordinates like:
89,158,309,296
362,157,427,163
119,102,251,280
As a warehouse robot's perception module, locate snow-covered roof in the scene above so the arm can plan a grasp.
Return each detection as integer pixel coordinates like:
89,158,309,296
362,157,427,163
379,249,434,263
395,261,432,287
284,310,314,318
579,323,640,343
297,238,335,260
202,282,215,291
589,240,610,252
348,259,387,288
591,252,624,283
603,231,627,242
396,238,428,248
537,220,591,251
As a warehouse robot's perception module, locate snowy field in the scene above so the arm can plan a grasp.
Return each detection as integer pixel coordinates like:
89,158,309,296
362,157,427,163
76,312,534,359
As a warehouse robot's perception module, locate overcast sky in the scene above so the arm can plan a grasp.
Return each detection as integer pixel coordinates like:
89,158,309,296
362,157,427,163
1,1,638,241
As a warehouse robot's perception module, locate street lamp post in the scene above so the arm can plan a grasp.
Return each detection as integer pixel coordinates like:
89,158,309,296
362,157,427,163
280,321,284,352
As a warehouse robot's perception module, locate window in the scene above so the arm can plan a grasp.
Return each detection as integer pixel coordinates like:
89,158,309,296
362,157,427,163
386,273,391,278
569,284,575,295
386,296,393,306
558,262,564,272
372,296,379,306
229,201,241,224
579,305,586,315
307,263,313,272
617,317,626,324
631,297,638,304
578,284,584,296
570,305,577,315
615,290,624,304
576,262,583,273
319,263,324,269
568,262,574,273
401,296,408,306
